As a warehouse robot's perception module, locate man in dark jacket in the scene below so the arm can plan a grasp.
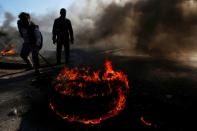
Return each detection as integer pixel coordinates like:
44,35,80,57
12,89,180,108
52,8,74,65
17,12,42,75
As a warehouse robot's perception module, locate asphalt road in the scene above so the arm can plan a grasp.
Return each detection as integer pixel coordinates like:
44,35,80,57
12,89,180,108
0,49,197,131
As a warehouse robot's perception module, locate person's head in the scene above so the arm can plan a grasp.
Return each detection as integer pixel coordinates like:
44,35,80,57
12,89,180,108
18,12,31,27
60,8,66,17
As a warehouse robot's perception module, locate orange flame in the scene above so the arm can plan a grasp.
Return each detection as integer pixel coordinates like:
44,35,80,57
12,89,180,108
49,88,126,125
0,44,16,56
50,60,129,124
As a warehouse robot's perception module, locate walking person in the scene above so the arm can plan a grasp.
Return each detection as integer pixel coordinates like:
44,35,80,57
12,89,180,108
52,8,74,65
17,12,43,75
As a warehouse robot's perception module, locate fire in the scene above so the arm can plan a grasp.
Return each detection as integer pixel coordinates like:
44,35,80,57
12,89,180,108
1,49,16,56
0,44,16,56
50,60,129,125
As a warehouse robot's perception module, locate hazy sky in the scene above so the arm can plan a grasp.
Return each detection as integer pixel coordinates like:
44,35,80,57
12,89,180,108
0,0,75,25
0,0,131,26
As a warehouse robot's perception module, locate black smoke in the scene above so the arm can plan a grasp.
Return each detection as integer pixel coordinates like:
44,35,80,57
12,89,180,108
134,0,197,56
76,0,197,57
75,2,135,50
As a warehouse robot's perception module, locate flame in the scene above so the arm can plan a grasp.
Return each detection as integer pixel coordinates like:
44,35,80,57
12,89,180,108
0,44,16,56
54,60,129,98
50,60,129,124
49,87,126,125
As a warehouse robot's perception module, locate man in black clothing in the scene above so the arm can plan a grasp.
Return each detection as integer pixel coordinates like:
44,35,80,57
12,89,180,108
52,8,74,64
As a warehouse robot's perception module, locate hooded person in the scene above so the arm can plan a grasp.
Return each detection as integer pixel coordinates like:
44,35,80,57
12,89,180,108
17,12,43,75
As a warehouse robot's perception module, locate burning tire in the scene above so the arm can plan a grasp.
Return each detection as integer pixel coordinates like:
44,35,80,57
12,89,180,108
49,60,129,125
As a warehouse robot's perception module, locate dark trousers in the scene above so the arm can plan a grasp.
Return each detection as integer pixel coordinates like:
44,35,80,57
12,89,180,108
56,41,70,64
20,43,40,71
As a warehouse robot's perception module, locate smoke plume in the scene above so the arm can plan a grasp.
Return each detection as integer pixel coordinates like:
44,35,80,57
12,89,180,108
0,12,21,51
134,0,197,57
2,12,15,29
70,0,136,52
74,0,197,57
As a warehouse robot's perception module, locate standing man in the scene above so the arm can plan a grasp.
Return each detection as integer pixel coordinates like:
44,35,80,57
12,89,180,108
17,12,42,75
52,8,74,65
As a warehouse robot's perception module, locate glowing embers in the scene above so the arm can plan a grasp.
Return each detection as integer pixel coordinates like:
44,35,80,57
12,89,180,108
49,60,129,125
0,44,16,56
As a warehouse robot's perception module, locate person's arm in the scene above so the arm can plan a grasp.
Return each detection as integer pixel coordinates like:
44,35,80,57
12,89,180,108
34,26,42,49
52,19,57,44
17,20,23,37
68,20,74,44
